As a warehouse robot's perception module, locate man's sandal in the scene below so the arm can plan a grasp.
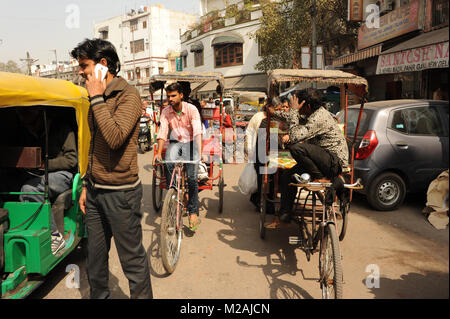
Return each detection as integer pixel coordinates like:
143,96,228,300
189,217,201,232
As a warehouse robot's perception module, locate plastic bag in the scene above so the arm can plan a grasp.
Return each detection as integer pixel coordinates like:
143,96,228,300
238,163,257,195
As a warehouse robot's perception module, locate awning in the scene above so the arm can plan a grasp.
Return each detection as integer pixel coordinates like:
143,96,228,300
197,80,219,93
180,50,188,57
232,73,267,91
332,44,382,66
376,27,449,75
190,42,204,52
382,27,449,54
211,35,244,46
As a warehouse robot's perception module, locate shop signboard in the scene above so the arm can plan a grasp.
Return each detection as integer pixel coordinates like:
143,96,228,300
176,57,182,71
376,41,449,74
348,0,364,21
358,0,420,50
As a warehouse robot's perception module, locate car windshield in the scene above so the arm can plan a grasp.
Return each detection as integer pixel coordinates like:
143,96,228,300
337,108,373,138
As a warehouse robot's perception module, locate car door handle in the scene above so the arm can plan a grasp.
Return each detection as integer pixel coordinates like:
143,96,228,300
396,141,409,148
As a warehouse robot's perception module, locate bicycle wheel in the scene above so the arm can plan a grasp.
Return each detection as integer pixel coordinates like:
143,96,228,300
152,165,164,213
259,182,267,239
160,188,183,274
319,223,343,299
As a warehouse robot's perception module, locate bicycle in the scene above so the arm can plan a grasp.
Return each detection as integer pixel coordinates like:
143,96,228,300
158,159,201,274
286,177,363,299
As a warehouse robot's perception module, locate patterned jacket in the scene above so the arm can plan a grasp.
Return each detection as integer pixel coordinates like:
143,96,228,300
272,106,348,168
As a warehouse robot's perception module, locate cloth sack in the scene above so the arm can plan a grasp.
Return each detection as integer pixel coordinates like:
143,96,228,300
238,163,257,195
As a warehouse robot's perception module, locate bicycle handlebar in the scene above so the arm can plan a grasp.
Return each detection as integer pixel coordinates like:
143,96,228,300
289,178,364,190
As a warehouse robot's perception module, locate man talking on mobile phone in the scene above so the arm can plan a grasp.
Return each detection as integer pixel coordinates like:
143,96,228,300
71,38,153,299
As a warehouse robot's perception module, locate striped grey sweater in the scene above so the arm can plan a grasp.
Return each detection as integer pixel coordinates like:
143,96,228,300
85,77,142,189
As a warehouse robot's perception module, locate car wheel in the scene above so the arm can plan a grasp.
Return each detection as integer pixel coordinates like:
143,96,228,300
367,172,406,211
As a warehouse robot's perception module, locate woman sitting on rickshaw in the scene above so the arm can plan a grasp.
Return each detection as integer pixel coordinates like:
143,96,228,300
266,89,349,225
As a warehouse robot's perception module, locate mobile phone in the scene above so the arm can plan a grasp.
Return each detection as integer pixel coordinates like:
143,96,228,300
94,63,108,81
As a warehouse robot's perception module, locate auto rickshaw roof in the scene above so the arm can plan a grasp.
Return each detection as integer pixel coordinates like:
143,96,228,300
0,71,89,108
267,69,368,92
150,71,225,88
0,72,91,177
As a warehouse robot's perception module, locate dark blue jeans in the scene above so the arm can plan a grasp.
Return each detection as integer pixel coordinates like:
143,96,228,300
164,141,199,216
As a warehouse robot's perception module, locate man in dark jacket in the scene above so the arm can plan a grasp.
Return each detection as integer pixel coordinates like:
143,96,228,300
72,38,153,299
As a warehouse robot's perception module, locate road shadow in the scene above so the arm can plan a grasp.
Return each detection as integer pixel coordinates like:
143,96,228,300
30,243,128,299
352,191,449,245
206,183,318,299
364,270,449,299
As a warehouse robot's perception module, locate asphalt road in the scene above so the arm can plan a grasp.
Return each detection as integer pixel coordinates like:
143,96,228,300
31,152,449,299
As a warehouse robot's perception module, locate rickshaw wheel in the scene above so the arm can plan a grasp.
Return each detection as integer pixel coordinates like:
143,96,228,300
259,183,267,239
152,165,164,213
319,223,343,299
218,171,224,214
160,188,182,274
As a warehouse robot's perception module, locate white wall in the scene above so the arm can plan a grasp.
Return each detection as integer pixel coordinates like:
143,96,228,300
181,21,262,77
94,5,196,81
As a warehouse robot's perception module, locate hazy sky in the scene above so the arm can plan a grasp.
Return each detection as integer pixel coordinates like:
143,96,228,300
0,0,199,68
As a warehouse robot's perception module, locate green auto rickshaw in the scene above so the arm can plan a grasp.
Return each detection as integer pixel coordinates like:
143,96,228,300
0,71,90,298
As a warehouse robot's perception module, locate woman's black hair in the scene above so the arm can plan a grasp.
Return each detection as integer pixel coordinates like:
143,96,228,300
70,38,121,76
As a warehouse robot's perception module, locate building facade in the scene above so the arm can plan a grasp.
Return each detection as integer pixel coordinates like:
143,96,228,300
334,0,448,102
180,0,267,99
94,5,197,96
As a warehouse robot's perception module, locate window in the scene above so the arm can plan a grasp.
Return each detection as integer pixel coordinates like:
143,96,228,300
145,67,150,78
433,0,449,27
214,44,243,67
390,106,445,136
182,56,187,68
100,31,108,40
130,19,138,31
158,67,164,74
337,109,374,138
258,40,265,56
136,67,141,80
143,21,147,29
194,51,204,67
130,39,144,54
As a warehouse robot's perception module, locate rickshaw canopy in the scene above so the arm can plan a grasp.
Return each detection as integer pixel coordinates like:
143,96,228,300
267,69,368,97
150,71,225,90
0,71,91,176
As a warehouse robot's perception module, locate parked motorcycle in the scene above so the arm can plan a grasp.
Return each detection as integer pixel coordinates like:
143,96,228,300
138,113,153,153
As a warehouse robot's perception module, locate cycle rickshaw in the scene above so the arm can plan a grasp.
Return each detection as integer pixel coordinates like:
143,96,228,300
149,72,225,273
0,72,89,298
259,69,368,299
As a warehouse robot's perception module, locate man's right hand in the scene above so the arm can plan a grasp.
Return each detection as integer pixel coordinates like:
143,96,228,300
153,153,162,166
79,186,87,215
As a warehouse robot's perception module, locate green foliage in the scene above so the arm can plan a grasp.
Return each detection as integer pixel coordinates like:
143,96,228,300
253,0,359,72
0,60,22,73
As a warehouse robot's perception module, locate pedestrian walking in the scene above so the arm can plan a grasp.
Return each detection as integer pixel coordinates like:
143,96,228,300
71,38,153,299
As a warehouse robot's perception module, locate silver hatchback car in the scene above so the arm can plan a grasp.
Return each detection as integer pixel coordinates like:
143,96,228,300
338,99,449,211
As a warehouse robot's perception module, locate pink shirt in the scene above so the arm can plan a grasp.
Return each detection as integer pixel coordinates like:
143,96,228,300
158,101,202,143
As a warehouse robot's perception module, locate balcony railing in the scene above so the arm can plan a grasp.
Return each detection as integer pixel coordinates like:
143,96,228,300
181,0,263,42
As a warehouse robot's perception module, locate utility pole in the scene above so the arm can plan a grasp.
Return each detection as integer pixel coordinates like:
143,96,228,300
20,51,39,76
51,49,59,79
311,0,317,70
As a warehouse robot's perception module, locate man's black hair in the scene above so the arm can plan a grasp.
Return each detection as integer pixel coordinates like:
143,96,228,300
294,89,324,112
165,82,183,94
281,97,289,104
70,38,121,76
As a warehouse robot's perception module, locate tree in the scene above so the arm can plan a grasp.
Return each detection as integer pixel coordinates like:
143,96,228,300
0,60,23,73
253,0,360,72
